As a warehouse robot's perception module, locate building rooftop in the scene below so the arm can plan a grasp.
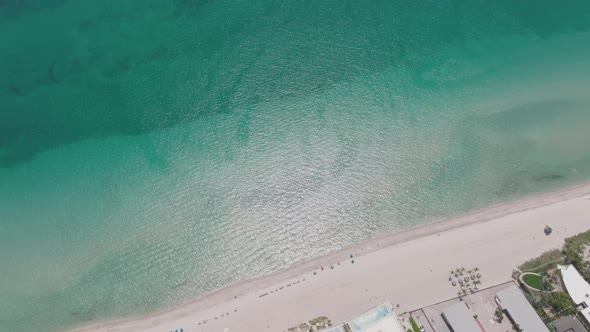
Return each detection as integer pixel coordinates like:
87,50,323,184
441,302,480,332
552,316,588,332
558,264,590,307
495,285,549,332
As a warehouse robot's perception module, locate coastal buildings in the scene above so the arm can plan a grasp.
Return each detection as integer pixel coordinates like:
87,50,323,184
558,264,590,325
414,282,514,331
441,302,480,332
495,285,549,332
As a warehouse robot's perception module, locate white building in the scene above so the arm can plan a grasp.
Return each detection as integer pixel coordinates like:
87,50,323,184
558,264,590,324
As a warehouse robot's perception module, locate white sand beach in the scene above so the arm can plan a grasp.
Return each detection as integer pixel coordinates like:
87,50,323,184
71,182,590,332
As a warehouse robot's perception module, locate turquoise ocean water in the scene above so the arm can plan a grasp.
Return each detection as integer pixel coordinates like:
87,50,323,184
2,1,590,330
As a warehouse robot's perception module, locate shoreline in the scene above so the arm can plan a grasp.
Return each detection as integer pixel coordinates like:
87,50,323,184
71,181,590,332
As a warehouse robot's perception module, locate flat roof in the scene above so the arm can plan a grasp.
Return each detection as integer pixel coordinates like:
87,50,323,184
558,264,590,306
553,316,587,332
441,302,480,332
496,285,549,332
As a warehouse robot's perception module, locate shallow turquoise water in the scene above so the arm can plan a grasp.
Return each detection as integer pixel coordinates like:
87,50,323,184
349,304,389,331
1,1,590,331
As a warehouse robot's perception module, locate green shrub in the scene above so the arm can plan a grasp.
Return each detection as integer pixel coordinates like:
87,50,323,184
519,249,563,273
541,278,554,291
495,307,504,323
541,292,577,317
563,230,590,283
563,230,590,250
409,317,420,332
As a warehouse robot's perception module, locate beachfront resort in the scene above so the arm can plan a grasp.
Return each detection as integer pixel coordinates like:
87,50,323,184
164,228,590,332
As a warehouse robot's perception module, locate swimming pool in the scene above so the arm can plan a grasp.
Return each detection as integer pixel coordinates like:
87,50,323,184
348,304,389,331
321,327,343,332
